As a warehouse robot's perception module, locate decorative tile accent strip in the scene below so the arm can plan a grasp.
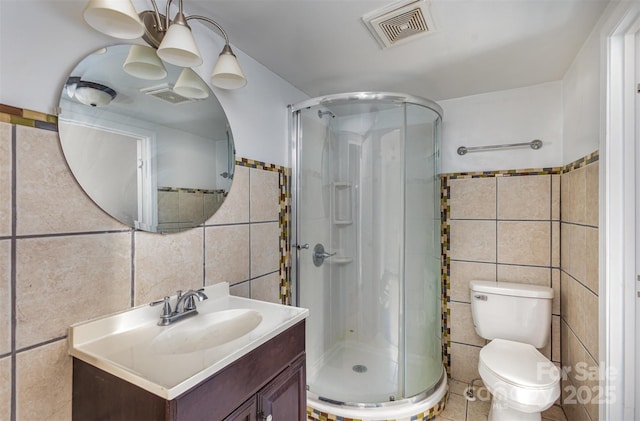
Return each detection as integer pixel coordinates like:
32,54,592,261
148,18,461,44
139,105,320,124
0,104,58,131
440,175,451,375
158,186,225,194
306,388,448,421
235,158,291,305
442,167,562,180
563,150,599,173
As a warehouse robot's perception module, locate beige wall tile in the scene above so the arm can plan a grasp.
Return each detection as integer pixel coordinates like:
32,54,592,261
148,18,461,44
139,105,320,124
496,264,550,287
585,161,599,227
449,261,495,303
0,356,10,421
552,315,561,363
250,168,280,222
552,269,561,315
561,166,586,225
497,175,551,220
450,342,481,383
157,190,179,224
16,234,132,348
134,229,203,305
449,220,496,262
585,227,599,294
497,221,550,266
204,225,249,285
583,289,599,361
0,123,11,236
16,340,71,421
561,223,587,283
250,222,280,278
230,281,250,298
206,165,249,225
16,126,125,235
251,272,281,304
552,221,560,268
449,178,496,220
551,174,561,221
450,301,484,346
0,241,9,355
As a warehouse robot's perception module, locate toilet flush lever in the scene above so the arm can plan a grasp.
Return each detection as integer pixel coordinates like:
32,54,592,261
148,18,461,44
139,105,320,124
474,294,488,301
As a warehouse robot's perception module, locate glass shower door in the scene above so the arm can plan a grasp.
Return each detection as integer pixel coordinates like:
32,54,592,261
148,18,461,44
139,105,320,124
295,102,406,404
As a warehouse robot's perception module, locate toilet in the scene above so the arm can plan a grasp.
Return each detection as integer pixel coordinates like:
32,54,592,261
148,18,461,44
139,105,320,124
469,280,560,421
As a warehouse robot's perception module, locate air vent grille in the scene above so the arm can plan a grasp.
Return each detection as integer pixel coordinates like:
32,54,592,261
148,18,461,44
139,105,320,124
378,8,428,44
362,0,434,49
140,85,193,105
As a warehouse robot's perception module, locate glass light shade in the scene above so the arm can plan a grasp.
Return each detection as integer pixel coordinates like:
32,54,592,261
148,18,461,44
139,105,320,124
173,68,210,99
75,82,116,107
123,45,167,80
157,23,203,67
210,51,247,90
83,0,145,39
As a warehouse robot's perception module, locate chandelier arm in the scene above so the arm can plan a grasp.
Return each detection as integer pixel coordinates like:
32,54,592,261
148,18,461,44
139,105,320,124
185,15,230,45
146,0,166,32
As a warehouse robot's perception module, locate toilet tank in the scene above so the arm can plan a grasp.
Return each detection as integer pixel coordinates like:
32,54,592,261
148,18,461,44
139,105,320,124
469,280,553,348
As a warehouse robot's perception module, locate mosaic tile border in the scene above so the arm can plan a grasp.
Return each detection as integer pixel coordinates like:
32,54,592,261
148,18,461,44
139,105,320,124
158,186,225,194
0,104,292,306
235,158,291,306
306,388,448,421
563,150,599,173
0,104,58,131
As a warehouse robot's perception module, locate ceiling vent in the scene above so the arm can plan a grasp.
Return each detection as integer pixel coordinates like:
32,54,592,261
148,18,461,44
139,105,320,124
362,0,435,49
140,84,194,105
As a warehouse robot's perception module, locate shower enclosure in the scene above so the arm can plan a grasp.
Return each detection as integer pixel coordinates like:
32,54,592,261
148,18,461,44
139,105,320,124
290,92,446,416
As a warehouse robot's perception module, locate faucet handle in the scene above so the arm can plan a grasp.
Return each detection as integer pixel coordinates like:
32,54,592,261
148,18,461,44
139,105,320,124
149,296,172,317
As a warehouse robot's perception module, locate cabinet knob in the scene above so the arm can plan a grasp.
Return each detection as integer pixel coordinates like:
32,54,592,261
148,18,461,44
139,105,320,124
263,415,272,421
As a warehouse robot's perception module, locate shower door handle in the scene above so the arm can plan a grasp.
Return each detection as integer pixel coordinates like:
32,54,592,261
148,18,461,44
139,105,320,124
313,243,335,267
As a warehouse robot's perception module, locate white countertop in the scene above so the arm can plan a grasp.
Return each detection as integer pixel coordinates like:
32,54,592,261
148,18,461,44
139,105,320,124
68,283,308,400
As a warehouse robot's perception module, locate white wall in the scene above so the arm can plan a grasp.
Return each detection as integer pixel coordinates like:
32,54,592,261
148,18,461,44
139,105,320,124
0,0,308,167
561,2,604,164
439,81,563,174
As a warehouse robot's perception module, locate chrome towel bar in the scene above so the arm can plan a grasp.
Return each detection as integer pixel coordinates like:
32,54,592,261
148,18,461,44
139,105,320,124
457,139,543,156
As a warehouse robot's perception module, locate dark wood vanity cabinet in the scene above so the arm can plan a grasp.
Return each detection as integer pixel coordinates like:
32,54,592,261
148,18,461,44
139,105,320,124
73,321,306,421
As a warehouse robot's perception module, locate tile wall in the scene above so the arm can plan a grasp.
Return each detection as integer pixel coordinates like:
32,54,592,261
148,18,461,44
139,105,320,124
560,153,599,421
442,169,563,383
0,105,288,420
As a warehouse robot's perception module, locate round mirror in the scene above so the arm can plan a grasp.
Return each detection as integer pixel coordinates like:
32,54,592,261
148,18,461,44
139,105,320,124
58,44,235,233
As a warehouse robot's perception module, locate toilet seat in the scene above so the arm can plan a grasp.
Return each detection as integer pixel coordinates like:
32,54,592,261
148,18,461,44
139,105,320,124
479,339,560,413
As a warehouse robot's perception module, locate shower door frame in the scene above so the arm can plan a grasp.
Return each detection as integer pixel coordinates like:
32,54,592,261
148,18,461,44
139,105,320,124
289,92,445,407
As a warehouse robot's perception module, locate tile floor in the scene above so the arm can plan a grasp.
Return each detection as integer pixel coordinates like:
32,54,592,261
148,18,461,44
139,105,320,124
435,379,568,421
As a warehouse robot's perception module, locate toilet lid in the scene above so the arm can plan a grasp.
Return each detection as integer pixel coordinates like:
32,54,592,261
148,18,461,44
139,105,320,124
480,339,559,389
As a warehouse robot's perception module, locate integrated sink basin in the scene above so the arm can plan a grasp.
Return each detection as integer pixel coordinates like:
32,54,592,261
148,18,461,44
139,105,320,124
68,283,308,399
152,309,263,355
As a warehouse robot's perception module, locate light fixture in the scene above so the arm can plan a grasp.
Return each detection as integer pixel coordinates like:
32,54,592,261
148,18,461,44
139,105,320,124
173,68,210,99
74,81,117,107
123,44,168,80
82,0,247,89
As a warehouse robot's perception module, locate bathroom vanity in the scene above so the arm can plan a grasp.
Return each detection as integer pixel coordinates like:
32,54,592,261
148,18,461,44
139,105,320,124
68,283,308,420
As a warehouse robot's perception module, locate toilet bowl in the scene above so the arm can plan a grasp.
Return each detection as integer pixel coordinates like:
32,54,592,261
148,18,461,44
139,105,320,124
469,280,560,421
479,339,560,421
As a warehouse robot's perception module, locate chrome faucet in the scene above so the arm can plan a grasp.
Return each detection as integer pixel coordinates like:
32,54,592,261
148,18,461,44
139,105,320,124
150,288,208,326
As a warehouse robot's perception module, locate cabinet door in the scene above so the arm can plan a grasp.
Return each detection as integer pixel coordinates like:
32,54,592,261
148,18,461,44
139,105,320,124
224,396,257,421
257,355,306,421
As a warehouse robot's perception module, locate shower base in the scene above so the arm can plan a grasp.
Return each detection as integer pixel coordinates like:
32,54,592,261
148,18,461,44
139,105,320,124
306,340,448,421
